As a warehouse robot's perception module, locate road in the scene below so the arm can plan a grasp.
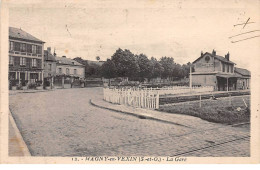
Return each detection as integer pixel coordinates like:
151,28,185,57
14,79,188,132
9,88,250,156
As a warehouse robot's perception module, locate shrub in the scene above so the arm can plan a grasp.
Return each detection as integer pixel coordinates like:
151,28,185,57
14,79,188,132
21,80,28,86
10,79,19,86
36,81,42,87
44,80,50,87
28,83,36,89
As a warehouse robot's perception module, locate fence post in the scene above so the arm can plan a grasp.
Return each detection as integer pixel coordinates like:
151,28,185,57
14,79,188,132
229,94,231,106
199,95,201,108
156,91,159,109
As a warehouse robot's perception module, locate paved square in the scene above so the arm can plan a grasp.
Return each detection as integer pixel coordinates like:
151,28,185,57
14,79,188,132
9,88,250,156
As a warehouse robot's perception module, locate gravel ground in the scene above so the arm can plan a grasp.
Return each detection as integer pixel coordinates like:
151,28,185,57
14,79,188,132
9,87,250,156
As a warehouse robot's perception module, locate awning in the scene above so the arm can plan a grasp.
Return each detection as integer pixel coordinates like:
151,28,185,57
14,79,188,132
216,73,242,78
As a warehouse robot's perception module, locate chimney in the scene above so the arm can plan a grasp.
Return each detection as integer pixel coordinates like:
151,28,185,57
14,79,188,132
62,56,66,58
201,51,204,57
47,47,51,53
212,49,216,56
225,52,230,61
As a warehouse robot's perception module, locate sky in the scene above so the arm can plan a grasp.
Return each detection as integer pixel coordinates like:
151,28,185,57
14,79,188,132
8,0,260,70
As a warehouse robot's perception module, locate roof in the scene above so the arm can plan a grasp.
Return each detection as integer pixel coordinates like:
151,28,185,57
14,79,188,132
9,27,44,43
44,50,56,61
87,60,105,66
192,52,235,65
235,67,251,76
55,56,83,66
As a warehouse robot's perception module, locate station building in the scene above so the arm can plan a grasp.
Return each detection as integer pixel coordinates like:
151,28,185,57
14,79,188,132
191,50,250,91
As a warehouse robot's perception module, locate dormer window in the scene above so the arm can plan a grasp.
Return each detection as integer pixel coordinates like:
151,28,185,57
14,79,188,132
72,62,74,65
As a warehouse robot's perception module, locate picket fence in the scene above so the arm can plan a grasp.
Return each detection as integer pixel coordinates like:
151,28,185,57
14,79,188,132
103,88,159,109
103,86,214,109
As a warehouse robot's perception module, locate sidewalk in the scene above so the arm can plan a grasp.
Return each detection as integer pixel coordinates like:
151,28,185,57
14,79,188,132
90,98,227,130
9,111,31,156
9,89,53,95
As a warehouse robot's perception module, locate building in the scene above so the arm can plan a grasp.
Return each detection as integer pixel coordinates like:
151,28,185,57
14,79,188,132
235,67,251,90
191,50,249,91
9,27,45,88
43,47,57,88
44,47,56,78
43,48,85,88
55,56,85,79
54,55,85,88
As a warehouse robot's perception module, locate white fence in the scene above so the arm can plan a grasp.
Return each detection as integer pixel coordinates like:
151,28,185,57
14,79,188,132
103,86,214,109
144,86,214,95
103,88,159,109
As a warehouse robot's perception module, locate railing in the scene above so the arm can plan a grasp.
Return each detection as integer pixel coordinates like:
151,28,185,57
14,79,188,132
103,88,159,109
9,51,42,57
144,86,214,95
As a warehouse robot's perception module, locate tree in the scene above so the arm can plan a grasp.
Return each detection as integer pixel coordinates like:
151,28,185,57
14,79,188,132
74,57,102,78
101,59,116,79
101,59,117,86
96,56,100,61
150,57,164,78
135,53,151,81
159,56,175,79
111,48,140,80
85,63,101,78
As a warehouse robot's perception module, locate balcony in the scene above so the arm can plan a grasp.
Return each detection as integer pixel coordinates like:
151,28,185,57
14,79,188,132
9,64,42,71
9,50,42,58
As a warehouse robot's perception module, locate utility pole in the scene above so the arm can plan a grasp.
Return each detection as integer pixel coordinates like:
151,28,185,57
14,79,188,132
189,65,192,91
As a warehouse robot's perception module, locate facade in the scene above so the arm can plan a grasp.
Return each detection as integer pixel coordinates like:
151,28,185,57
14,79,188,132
55,56,85,79
235,67,251,90
191,50,247,91
9,27,44,88
43,48,85,88
44,47,56,78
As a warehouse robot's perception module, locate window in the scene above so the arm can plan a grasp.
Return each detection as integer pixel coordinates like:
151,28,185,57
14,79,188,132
74,69,77,75
20,43,26,52
48,64,52,71
231,65,233,73
222,63,225,72
66,68,70,75
9,41,14,51
227,64,229,72
59,68,62,74
27,44,32,53
32,45,37,54
32,59,37,67
20,57,26,66
9,56,14,65
37,45,42,54
14,42,20,51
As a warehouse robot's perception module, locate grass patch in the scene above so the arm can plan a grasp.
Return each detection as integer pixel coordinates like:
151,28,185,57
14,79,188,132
160,91,250,105
159,96,250,125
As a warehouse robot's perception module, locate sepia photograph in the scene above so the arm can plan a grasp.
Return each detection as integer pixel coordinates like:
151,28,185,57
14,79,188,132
0,0,260,164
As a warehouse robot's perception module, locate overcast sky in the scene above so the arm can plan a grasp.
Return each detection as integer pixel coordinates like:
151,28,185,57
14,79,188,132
9,0,260,69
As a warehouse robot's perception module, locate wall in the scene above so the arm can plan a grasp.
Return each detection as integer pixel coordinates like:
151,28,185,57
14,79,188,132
44,61,56,77
192,74,217,88
194,54,221,72
56,64,85,78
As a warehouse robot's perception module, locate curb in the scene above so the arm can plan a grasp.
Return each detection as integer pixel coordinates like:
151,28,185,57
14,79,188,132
90,99,190,128
9,110,31,156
